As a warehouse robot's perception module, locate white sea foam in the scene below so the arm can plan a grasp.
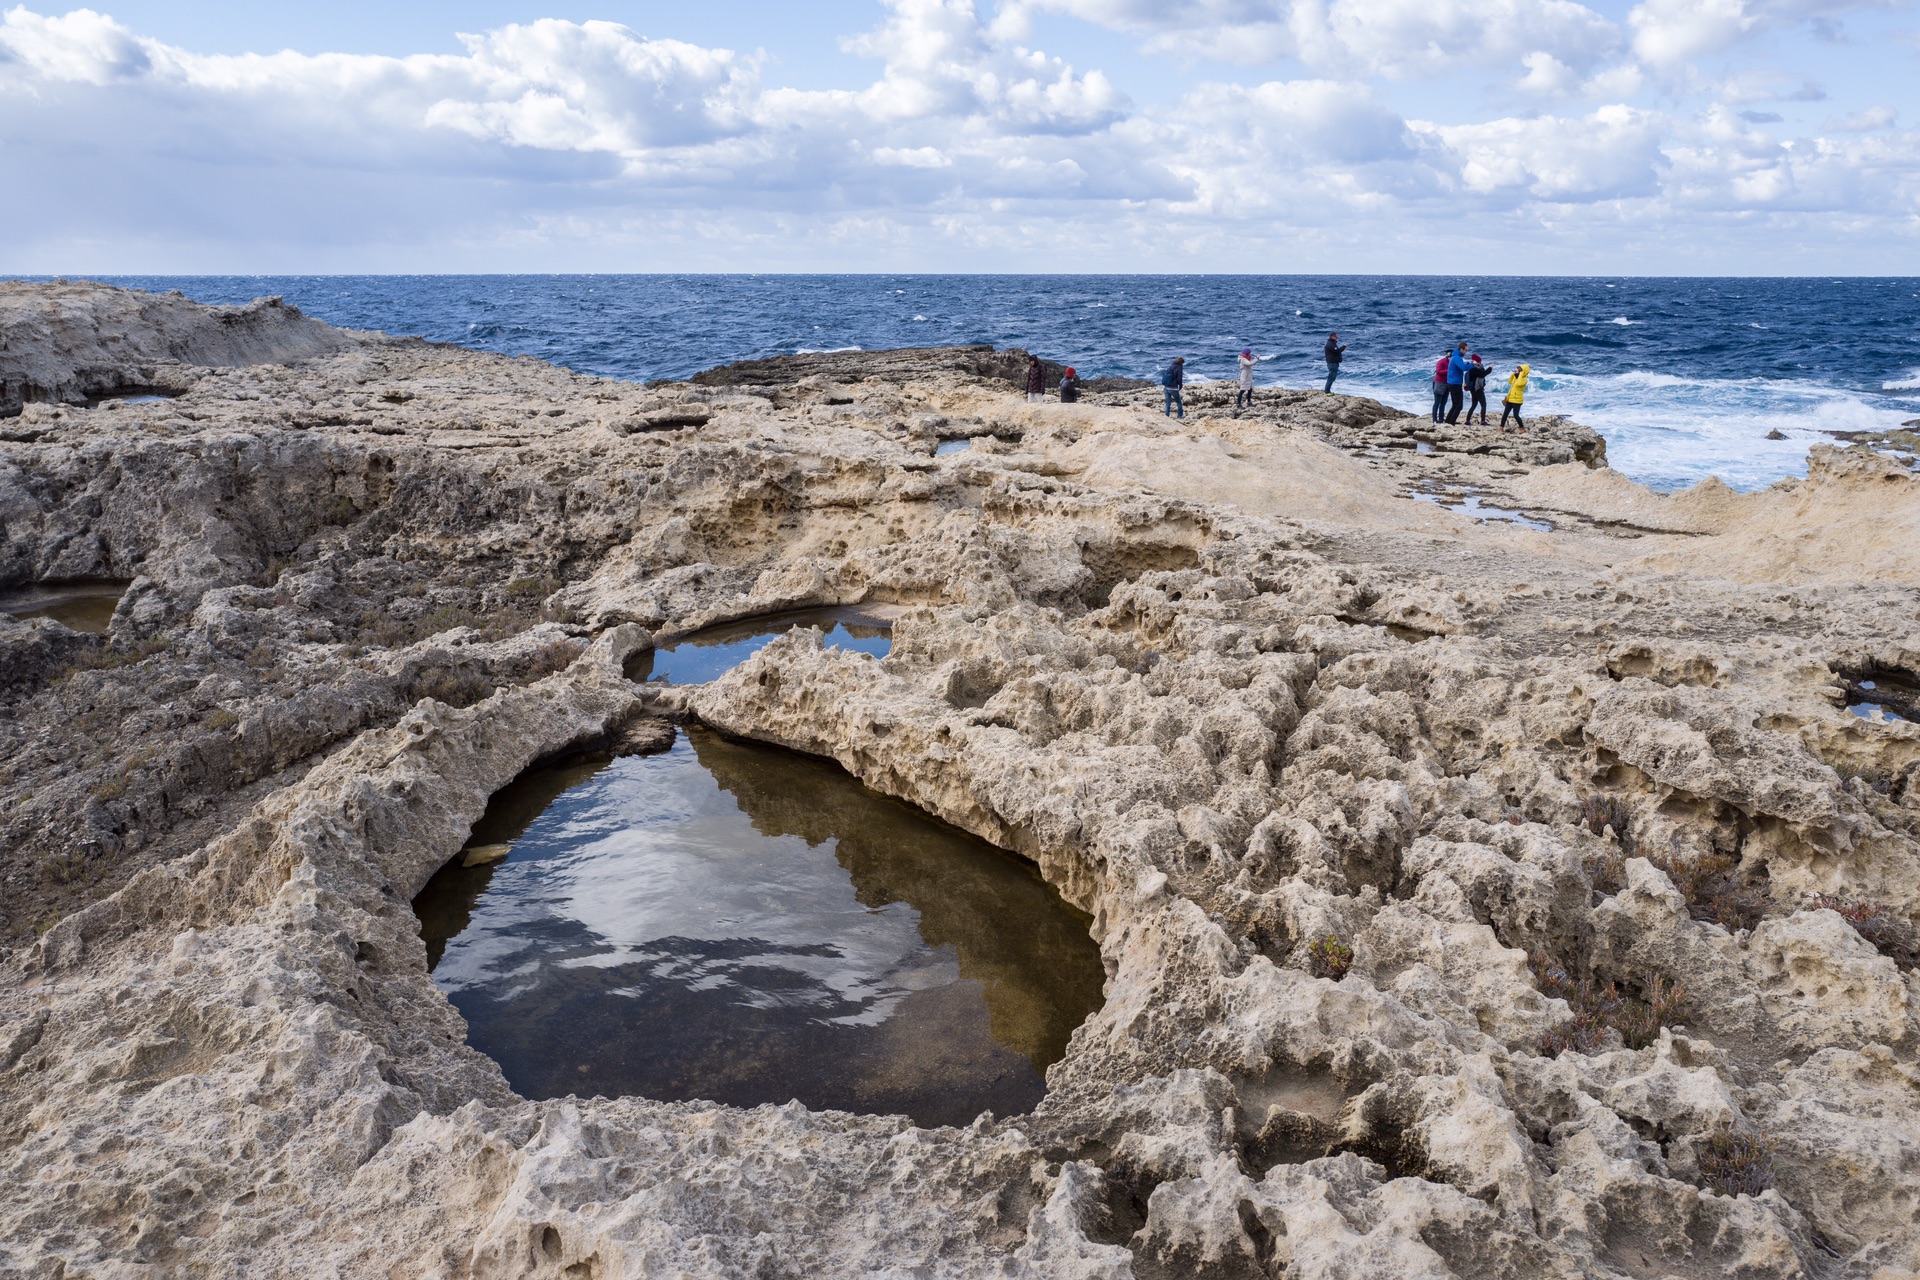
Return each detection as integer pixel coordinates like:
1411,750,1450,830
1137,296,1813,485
1610,317,1635,326
1340,367,1920,492
1882,370,1920,391
794,346,862,355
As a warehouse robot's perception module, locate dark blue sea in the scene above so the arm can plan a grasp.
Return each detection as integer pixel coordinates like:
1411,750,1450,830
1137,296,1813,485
63,275,1920,492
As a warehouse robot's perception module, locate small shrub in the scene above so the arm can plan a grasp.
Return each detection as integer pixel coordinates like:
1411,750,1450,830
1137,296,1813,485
91,773,131,803
1809,893,1920,969
1306,935,1354,981
1581,794,1634,842
1652,842,1767,932
1584,845,1627,895
52,635,168,683
320,493,358,525
1695,1130,1775,1197
1530,950,1687,1056
202,708,239,732
505,575,563,600
524,637,586,679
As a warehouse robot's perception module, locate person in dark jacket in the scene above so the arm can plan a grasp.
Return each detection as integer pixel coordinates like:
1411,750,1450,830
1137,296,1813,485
1161,357,1186,418
1464,355,1491,425
1431,354,1449,424
1443,341,1469,424
1059,367,1080,403
1323,333,1347,393
1024,355,1047,403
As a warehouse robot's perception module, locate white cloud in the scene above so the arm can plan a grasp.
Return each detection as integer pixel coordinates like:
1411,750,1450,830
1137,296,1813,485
0,1,1916,270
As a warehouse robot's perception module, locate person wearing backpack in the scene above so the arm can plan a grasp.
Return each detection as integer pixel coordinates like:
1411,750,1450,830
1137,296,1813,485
1500,363,1530,431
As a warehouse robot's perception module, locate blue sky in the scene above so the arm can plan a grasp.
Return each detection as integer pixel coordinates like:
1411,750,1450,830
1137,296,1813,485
3,0,1917,273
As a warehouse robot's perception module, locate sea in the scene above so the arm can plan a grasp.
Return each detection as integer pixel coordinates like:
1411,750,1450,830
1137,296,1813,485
65,274,1920,493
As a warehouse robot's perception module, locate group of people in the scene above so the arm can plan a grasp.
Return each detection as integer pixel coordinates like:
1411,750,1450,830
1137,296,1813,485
1429,341,1530,430
1024,338,1534,430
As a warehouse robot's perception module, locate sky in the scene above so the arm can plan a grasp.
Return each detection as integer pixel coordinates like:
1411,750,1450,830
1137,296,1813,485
2,0,1917,273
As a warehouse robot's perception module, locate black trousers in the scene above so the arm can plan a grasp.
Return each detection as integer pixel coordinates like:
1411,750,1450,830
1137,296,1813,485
1467,389,1487,422
1500,400,1523,429
1443,384,1464,423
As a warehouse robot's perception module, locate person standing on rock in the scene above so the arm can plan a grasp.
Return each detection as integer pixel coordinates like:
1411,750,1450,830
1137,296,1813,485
1323,333,1347,393
1431,353,1450,424
1059,367,1080,403
1500,363,1530,431
1236,348,1257,410
1024,355,1047,404
1464,354,1491,426
1161,357,1186,419
1443,341,1469,425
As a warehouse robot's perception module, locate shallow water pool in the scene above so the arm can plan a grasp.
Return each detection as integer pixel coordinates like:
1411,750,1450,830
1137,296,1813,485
0,579,130,633
415,726,1105,1127
629,607,892,685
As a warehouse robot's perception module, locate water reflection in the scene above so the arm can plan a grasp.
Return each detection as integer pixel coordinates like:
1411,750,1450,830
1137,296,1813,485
414,726,1104,1127
629,607,892,684
0,580,130,633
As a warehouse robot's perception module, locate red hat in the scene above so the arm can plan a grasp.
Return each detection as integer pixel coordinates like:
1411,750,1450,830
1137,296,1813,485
1064,367,1076,378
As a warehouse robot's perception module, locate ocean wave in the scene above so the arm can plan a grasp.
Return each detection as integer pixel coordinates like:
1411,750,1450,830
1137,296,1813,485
1882,371,1920,391
794,346,863,355
1610,317,1635,326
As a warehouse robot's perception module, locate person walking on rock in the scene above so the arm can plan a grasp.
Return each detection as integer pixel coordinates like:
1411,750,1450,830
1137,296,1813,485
1236,348,1257,410
1500,363,1530,431
1464,355,1491,425
1024,355,1047,404
1443,341,1469,425
1161,357,1186,418
1323,333,1347,393
1430,354,1449,424
1059,366,1080,403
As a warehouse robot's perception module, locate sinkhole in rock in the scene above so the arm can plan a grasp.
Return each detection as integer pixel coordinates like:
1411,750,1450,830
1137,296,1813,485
414,724,1106,1127
0,579,131,633
626,606,893,684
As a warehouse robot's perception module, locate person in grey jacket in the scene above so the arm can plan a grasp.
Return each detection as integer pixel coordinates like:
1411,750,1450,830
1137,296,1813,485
1323,333,1347,393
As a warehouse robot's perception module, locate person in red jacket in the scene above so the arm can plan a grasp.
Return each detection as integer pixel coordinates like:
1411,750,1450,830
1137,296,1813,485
1430,354,1449,424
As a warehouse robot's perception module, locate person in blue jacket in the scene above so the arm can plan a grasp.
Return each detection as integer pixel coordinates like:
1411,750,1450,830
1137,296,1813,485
1443,341,1469,424
1161,357,1186,418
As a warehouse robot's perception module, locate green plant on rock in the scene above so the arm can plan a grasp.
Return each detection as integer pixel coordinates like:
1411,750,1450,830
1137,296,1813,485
1306,935,1354,981
320,493,358,525
1695,1130,1775,1197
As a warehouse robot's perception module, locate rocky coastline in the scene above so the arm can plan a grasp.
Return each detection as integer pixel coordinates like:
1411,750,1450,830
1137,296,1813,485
2,281,1917,1279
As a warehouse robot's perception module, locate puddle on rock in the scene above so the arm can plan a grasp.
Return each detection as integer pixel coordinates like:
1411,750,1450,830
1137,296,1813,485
0,579,130,633
1411,490,1553,532
935,439,973,456
414,725,1105,1127
629,607,893,685
1848,676,1916,724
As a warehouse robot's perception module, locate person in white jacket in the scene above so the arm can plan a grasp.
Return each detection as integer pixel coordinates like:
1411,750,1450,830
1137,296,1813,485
1236,348,1257,410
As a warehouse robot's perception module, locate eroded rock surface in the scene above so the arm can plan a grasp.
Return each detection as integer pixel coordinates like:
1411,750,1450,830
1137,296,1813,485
3,283,1918,1279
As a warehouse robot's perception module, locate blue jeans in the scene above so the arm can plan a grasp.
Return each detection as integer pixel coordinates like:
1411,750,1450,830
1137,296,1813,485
1163,387,1184,417
1324,365,1340,393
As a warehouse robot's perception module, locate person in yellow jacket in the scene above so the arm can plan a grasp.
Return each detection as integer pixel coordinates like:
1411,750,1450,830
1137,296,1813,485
1499,363,1530,432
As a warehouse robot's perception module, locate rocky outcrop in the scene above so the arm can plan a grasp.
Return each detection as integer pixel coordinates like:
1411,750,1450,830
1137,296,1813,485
0,279,359,417
2,283,1918,1279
